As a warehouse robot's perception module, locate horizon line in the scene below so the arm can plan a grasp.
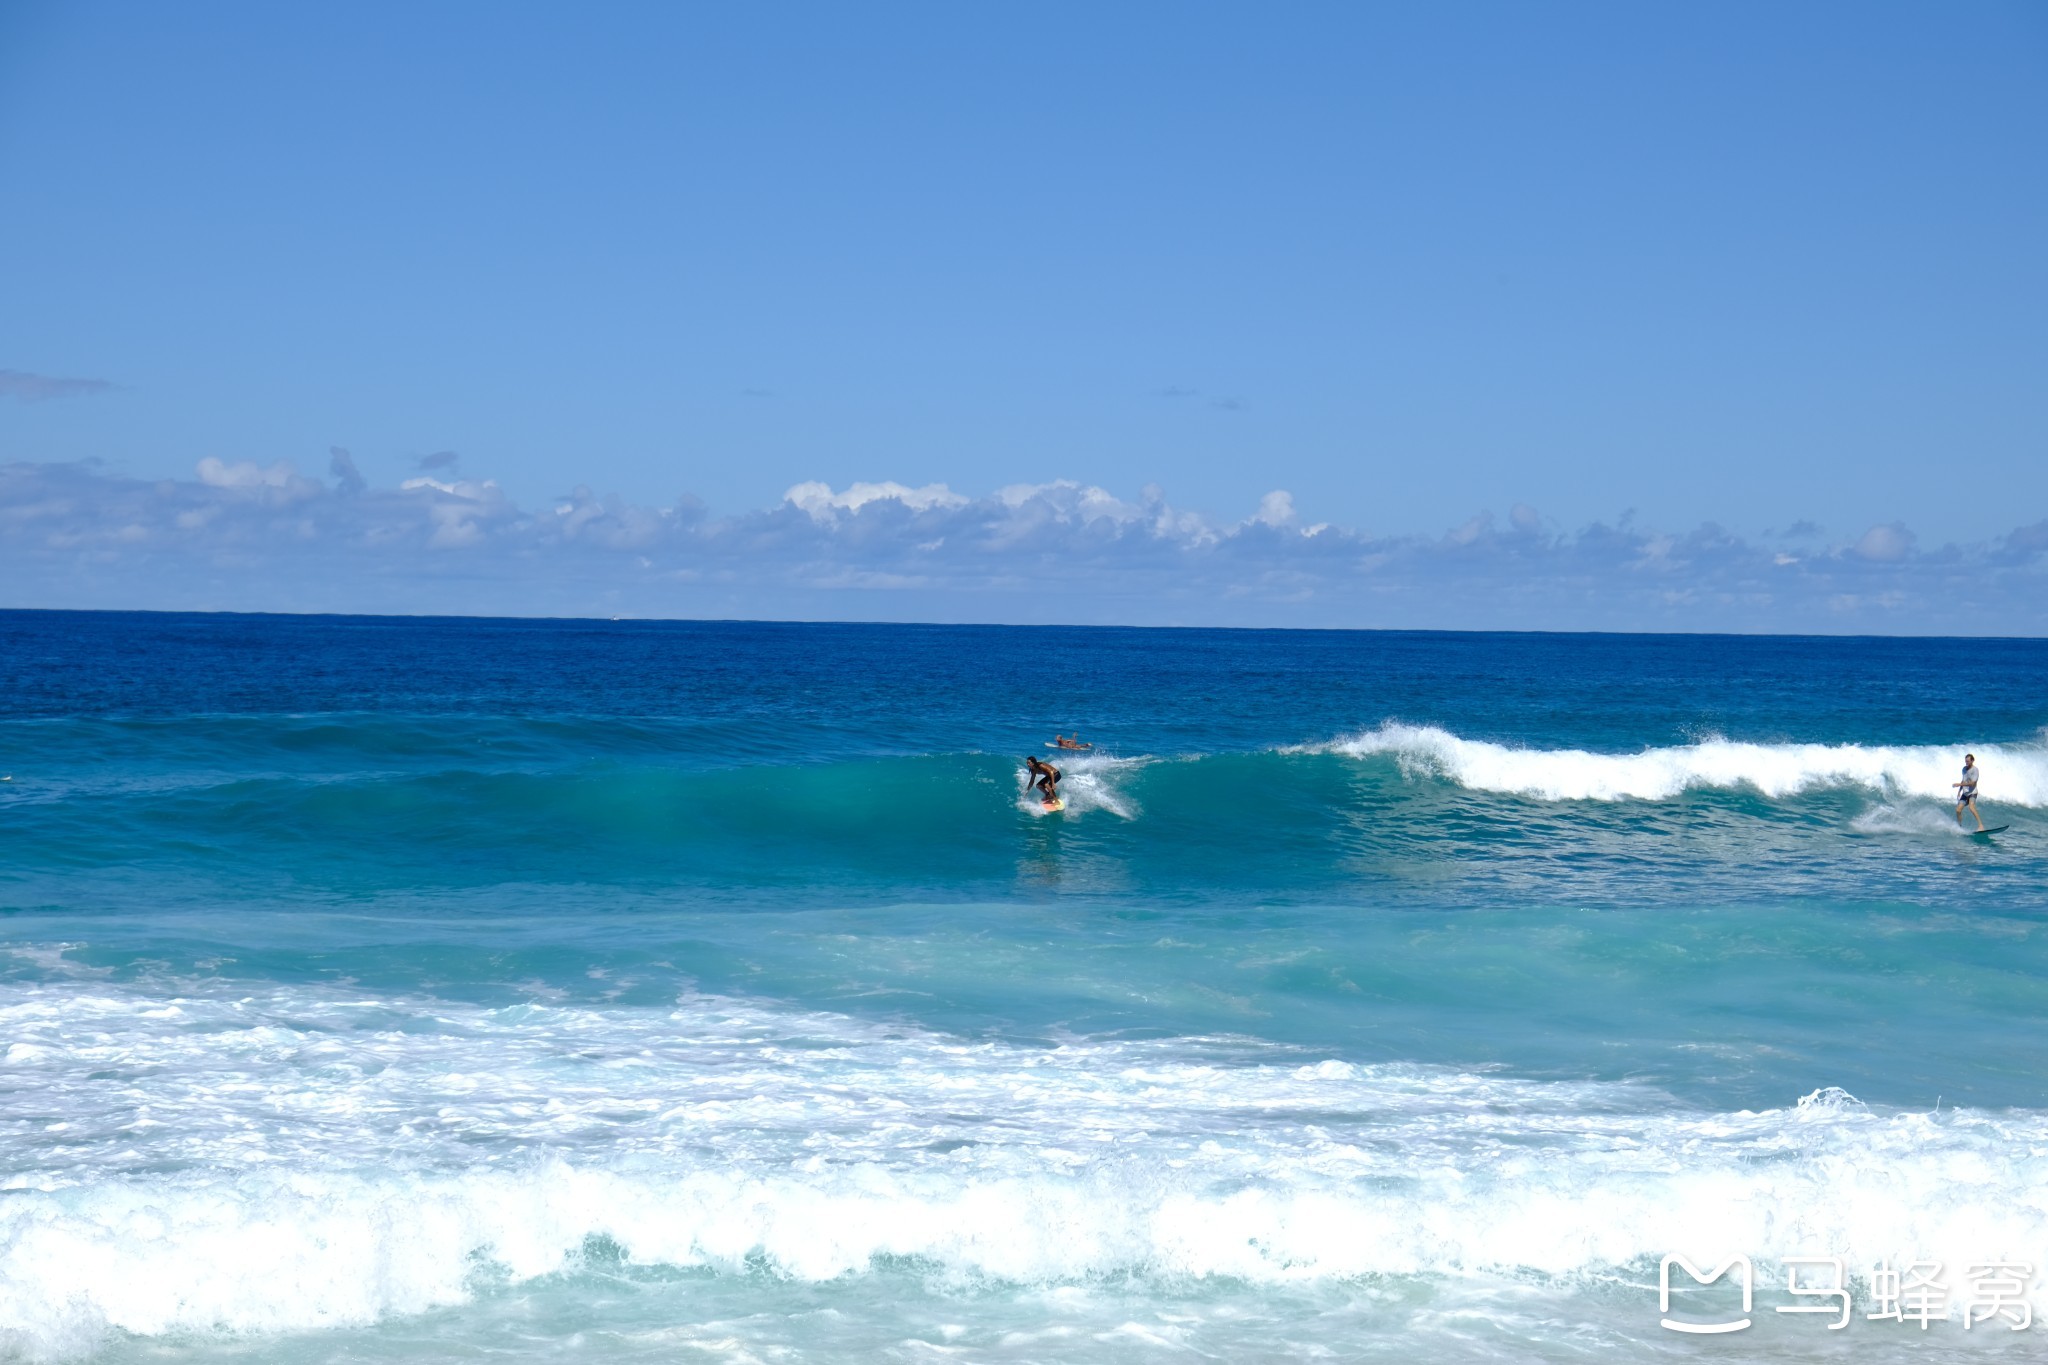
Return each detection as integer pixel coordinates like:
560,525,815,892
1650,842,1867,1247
3,604,2042,644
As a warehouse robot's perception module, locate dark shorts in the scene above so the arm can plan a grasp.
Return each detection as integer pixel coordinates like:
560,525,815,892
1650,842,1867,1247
1957,790,1977,805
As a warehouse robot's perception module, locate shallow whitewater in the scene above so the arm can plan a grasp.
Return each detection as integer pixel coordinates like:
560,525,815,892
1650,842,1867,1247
7,966,2046,1355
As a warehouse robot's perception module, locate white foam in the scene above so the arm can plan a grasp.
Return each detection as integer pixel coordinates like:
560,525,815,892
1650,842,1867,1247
1849,803,1992,837
1316,723,2048,805
1017,753,1142,819
3,975,2047,1354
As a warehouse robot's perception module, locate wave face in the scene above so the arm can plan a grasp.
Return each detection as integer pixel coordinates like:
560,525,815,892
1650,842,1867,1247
7,733,2041,913
4,613,2048,1362
1319,722,2048,804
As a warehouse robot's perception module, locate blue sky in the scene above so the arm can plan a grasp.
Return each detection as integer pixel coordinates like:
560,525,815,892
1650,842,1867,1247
2,1,2044,629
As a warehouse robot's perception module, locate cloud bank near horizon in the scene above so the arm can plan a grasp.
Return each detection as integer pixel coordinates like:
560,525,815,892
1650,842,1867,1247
2,458,2043,633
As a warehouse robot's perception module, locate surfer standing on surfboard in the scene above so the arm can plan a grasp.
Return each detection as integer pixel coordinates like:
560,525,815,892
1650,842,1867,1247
1954,753,1986,831
1025,756,1062,805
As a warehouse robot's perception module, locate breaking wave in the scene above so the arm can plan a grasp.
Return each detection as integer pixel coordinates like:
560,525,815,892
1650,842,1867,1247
1316,723,2048,805
1014,751,1144,818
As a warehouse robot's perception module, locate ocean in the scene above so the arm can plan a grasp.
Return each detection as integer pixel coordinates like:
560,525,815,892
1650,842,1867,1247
2,610,2044,1362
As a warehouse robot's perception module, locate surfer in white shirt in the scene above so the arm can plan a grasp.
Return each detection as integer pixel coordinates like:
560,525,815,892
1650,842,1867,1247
1953,753,1985,831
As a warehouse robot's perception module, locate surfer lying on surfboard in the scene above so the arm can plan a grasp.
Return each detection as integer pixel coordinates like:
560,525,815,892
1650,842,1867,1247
1052,735,1092,750
1025,756,1062,807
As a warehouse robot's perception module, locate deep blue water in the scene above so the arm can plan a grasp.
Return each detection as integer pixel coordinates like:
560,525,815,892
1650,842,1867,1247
3,611,2045,1362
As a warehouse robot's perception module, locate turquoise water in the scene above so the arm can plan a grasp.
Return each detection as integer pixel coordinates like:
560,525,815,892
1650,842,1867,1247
3,612,2045,1360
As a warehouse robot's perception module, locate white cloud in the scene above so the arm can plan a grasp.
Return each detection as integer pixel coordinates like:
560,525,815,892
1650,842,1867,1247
1850,522,1914,563
1,461,2043,633
1252,490,1296,528
1446,512,1491,546
785,480,969,520
196,457,302,490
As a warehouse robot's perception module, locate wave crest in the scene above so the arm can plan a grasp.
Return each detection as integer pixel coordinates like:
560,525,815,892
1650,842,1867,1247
1318,724,2048,804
